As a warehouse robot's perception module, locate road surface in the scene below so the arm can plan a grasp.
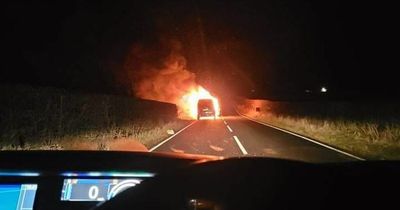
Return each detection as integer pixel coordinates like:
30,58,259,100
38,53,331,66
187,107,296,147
152,114,360,163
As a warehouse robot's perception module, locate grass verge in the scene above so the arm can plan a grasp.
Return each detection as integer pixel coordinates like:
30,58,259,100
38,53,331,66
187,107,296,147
0,120,188,151
0,84,189,151
238,100,400,160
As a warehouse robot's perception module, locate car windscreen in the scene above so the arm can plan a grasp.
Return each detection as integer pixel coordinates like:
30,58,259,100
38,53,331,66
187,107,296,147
1,0,399,162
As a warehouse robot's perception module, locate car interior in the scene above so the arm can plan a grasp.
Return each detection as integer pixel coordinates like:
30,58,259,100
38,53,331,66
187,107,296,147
1,151,399,210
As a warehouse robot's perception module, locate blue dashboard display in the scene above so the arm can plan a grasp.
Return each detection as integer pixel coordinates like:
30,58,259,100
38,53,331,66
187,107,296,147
60,179,141,201
0,184,38,210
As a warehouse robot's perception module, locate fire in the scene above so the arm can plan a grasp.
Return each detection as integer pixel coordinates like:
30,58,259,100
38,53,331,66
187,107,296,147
179,86,220,119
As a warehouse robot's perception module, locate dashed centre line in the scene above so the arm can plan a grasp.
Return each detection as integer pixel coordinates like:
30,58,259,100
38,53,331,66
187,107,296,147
233,135,248,155
224,120,247,155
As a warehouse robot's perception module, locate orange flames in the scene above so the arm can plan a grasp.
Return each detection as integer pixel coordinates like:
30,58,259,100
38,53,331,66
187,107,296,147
179,86,220,119
125,40,221,120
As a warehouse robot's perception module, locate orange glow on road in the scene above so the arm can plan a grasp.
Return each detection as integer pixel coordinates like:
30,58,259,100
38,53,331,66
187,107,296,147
179,86,220,119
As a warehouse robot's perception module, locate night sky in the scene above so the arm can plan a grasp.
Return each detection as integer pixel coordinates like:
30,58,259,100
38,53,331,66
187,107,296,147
2,0,398,100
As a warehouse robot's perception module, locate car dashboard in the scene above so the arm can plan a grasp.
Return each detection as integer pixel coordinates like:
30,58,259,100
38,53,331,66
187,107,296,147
0,151,215,210
0,170,155,210
1,151,400,210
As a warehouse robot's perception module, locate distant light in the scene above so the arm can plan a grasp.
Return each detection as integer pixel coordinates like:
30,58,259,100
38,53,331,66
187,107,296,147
320,87,328,93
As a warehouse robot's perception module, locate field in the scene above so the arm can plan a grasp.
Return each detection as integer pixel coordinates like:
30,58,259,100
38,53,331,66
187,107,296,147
0,85,188,151
237,99,400,160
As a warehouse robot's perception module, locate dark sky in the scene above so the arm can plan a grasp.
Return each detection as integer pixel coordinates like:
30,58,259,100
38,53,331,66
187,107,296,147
1,0,398,99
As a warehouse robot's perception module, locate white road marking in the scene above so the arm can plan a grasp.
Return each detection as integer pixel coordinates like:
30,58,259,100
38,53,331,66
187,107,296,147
223,120,227,124
149,121,197,152
233,135,248,155
170,146,185,153
237,111,365,161
210,145,224,152
227,125,233,132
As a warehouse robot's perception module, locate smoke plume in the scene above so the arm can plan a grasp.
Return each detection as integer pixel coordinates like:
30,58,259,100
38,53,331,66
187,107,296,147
124,40,200,118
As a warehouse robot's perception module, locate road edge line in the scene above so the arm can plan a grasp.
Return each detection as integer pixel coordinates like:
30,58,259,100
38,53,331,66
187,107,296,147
149,121,197,152
236,110,365,161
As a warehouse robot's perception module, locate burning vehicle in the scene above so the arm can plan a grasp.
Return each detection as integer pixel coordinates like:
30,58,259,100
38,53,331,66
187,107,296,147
197,99,216,120
180,86,220,120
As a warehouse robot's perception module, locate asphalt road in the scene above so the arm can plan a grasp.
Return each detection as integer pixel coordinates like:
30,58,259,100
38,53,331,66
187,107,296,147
152,115,359,163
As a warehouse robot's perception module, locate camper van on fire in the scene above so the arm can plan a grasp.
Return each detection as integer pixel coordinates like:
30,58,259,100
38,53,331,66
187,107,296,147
197,99,216,120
